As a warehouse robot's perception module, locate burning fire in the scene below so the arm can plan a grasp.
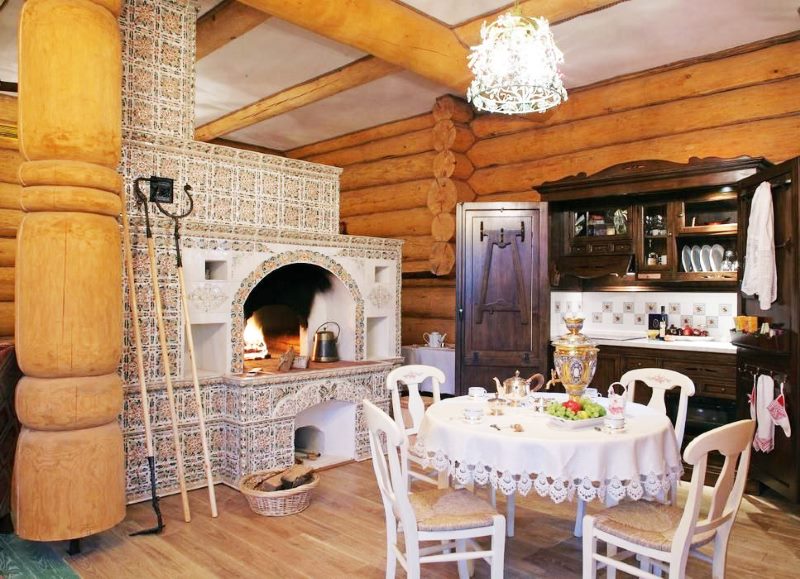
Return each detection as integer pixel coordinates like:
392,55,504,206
243,317,268,359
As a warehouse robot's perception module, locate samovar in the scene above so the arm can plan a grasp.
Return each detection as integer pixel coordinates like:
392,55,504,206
546,316,599,401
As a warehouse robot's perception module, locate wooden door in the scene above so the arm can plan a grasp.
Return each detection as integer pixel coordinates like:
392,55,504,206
455,203,549,395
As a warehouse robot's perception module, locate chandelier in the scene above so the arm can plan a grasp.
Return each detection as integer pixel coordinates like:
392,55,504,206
467,5,567,115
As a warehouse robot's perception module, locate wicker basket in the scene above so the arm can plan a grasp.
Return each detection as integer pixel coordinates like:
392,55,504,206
240,471,320,516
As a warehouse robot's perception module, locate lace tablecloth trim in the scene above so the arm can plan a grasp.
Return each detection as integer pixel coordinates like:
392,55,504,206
414,443,681,504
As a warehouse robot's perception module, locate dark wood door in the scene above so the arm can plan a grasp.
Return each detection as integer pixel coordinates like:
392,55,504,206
455,203,549,395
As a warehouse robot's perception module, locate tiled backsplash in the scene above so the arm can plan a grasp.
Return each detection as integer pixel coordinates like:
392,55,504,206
551,291,738,338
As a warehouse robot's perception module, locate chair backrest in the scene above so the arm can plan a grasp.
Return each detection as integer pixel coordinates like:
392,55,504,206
620,368,696,447
671,419,755,560
387,364,444,436
362,399,417,536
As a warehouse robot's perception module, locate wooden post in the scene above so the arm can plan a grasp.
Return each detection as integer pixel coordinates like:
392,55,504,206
12,0,125,540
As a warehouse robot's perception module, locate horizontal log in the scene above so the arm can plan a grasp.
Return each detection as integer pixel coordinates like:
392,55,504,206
0,94,16,125
196,0,269,60
401,235,436,261
474,190,541,203
287,113,434,160
340,151,437,191
0,208,22,236
401,315,455,347
454,0,620,47
432,95,474,124
0,266,14,300
403,277,456,289
0,238,16,265
0,134,17,151
402,260,432,274
468,75,800,168
0,148,22,182
402,284,456,318
471,38,800,139
0,301,12,336
469,113,800,195
343,207,433,238
429,241,455,276
0,182,21,210
306,128,433,167
196,56,401,141
430,213,455,242
340,179,431,217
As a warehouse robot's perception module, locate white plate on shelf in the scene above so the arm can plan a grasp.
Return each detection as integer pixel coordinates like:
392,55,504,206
700,245,712,272
710,244,724,271
681,246,692,272
690,245,703,272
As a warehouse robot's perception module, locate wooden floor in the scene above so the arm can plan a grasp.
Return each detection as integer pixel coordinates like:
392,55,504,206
55,460,800,578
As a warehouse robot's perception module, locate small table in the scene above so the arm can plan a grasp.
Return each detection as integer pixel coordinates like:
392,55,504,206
415,393,682,535
401,345,455,395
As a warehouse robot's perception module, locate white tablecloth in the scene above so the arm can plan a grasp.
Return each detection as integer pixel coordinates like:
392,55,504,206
415,394,682,503
401,345,455,395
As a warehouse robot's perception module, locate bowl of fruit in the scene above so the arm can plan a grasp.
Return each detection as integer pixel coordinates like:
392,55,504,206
545,397,606,429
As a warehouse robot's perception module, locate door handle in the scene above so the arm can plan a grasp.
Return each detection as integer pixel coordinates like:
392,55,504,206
523,352,530,363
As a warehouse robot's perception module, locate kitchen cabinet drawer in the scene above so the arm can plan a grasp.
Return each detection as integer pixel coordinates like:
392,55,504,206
613,242,633,253
662,359,736,400
620,355,660,374
588,242,611,253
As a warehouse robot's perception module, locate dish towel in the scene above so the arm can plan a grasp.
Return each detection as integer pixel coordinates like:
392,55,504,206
741,181,777,310
749,374,775,452
767,381,792,438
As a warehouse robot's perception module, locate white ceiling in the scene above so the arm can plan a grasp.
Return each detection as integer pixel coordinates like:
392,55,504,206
1,0,799,151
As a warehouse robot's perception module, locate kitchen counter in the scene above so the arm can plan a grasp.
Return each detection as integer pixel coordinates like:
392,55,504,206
551,332,736,355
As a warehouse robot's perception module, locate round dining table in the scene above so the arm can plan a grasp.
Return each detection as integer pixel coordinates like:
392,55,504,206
414,393,683,535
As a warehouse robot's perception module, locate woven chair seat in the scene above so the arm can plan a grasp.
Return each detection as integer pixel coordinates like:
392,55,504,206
594,501,716,551
409,488,496,532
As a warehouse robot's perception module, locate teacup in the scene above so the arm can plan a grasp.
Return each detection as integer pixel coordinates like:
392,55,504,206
468,386,487,399
463,407,484,422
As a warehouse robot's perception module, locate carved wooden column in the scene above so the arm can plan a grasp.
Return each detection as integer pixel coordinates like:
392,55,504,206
13,0,125,540
428,96,475,275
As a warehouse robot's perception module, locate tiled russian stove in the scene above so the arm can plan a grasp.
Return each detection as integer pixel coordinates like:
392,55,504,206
119,0,400,501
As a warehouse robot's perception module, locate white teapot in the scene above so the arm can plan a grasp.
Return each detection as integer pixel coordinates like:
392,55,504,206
423,331,446,348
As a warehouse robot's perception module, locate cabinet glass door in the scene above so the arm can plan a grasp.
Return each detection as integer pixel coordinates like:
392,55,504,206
573,208,629,238
640,203,670,270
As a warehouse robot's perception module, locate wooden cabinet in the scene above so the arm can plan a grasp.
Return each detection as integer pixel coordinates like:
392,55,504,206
538,157,770,290
455,203,550,396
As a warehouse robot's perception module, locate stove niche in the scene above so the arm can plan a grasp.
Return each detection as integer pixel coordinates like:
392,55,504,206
242,263,355,369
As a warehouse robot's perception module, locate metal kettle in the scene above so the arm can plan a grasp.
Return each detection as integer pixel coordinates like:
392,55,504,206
311,322,340,362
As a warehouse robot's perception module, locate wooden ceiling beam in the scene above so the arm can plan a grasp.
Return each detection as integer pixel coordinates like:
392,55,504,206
195,56,401,141
455,0,627,47
196,0,269,60
238,0,471,91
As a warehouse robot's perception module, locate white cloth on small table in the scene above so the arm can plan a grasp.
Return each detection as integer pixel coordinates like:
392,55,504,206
401,345,455,395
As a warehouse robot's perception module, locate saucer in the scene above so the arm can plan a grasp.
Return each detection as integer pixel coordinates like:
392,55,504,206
461,416,484,425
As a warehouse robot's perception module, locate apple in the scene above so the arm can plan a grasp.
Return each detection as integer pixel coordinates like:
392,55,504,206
692,328,701,336
562,400,581,413
682,325,693,336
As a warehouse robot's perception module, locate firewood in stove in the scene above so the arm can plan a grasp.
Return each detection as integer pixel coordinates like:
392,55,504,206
277,347,295,372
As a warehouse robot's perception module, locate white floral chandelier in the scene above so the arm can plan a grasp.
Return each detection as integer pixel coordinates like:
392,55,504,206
467,7,568,115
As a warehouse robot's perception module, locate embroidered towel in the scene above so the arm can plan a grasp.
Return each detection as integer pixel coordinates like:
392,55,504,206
741,181,777,310
750,374,775,452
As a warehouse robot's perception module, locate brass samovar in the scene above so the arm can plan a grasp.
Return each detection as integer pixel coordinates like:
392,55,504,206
546,316,599,401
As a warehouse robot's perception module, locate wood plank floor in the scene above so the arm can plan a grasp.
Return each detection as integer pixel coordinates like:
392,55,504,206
53,460,800,578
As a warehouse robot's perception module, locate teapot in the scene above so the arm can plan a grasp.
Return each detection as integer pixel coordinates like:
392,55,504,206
423,331,446,348
493,370,546,401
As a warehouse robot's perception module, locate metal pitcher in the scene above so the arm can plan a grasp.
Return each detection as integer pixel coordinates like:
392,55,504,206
493,370,546,401
311,322,340,362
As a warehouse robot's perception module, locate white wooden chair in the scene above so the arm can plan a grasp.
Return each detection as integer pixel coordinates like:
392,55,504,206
582,418,755,579
573,368,696,537
387,364,445,487
363,399,506,579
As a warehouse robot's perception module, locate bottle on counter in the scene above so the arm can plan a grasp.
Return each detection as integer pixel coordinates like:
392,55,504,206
657,306,668,340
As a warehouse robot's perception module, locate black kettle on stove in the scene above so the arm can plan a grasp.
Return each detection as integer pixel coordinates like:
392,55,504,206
311,322,340,362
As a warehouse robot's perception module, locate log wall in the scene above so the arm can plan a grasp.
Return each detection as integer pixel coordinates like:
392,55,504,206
293,34,800,346
0,95,19,336
287,95,476,344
